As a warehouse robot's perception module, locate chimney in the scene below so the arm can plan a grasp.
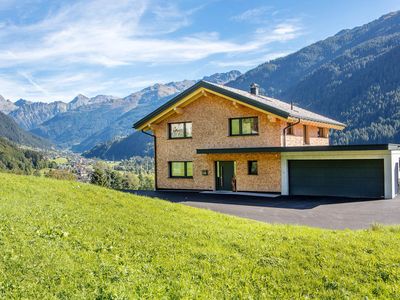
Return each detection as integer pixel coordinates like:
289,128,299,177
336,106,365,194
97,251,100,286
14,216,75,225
250,83,260,96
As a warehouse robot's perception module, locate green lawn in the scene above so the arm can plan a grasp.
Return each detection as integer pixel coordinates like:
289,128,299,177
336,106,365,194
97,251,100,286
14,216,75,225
52,157,69,164
0,173,399,299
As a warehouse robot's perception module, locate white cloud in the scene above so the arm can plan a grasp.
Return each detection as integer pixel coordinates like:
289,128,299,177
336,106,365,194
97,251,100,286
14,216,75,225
0,1,305,100
231,6,272,23
0,1,302,68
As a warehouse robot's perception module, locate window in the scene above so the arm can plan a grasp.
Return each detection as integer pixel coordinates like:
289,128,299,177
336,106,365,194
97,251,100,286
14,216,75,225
169,161,193,178
169,122,192,139
318,127,328,138
303,125,310,145
248,161,258,175
287,123,294,135
229,117,258,136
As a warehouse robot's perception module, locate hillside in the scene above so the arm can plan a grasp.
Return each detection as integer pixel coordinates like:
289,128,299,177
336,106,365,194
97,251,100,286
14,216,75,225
0,111,51,148
0,172,399,298
0,138,47,173
82,131,153,160
228,11,400,144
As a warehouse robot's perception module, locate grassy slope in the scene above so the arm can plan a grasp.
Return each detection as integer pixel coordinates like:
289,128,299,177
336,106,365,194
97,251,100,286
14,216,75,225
0,173,399,299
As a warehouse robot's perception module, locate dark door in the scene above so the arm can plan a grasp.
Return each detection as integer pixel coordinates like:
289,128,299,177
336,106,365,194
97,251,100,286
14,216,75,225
289,159,384,198
216,161,235,191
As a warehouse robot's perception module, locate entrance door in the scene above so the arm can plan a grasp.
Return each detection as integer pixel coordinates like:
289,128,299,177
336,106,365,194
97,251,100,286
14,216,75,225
216,161,235,191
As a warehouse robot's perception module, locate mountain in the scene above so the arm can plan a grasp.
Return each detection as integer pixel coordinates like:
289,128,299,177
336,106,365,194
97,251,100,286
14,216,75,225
0,70,237,152
82,131,153,160
228,11,400,145
67,94,90,110
72,80,197,152
0,95,17,114
10,100,68,130
31,100,132,148
203,70,242,85
77,71,241,153
0,111,51,148
0,137,47,174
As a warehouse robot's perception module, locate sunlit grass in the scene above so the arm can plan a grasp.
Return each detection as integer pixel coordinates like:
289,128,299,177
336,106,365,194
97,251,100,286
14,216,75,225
0,173,399,298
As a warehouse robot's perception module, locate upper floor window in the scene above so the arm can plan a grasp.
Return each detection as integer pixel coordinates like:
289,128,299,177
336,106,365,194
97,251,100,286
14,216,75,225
287,123,294,135
169,122,192,139
229,117,259,136
318,127,328,138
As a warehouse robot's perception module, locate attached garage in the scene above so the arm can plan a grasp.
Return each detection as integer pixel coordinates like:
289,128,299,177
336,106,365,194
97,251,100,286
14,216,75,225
288,159,384,198
281,144,400,199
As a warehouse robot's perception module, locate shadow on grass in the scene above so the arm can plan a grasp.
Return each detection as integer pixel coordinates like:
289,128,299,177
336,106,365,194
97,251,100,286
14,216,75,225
125,190,381,210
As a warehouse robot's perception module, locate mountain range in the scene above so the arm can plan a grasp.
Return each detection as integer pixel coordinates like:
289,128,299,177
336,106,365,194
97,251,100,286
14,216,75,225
228,11,400,145
0,111,51,149
1,11,400,159
0,71,241,152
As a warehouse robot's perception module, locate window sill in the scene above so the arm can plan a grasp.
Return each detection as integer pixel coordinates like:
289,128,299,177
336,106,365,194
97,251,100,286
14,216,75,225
169,176,194,179
168,137,193,140
229,134,259,137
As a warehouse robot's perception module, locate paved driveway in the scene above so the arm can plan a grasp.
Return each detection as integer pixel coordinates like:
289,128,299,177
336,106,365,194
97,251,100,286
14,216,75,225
130,191,400,230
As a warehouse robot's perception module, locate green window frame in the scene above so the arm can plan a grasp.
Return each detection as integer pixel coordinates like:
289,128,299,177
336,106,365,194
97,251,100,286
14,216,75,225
317,127,327,138
169,122,192,139
229,117,259,136
248,160,258,175
169,161,193,178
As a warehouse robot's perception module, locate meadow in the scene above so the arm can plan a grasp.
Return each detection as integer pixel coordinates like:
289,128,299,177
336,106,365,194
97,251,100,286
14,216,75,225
0,173,399,299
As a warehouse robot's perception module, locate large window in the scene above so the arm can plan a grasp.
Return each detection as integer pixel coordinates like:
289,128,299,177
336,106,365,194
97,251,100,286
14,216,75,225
169,122,192,139
229,117,258,136
169,161,193,178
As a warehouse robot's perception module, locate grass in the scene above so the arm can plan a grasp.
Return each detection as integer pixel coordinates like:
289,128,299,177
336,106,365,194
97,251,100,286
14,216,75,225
52,157,69,164
0,173,399,299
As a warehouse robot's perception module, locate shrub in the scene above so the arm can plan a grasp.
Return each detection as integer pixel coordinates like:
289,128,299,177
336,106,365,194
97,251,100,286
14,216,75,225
45,169,76,181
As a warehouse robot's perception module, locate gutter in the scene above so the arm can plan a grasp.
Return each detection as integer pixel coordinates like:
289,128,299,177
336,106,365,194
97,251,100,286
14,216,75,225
282,118,301,147
140,129,158,190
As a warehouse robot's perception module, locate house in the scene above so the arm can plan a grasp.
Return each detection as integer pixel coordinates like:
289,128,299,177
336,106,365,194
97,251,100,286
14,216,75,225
134,81,400,199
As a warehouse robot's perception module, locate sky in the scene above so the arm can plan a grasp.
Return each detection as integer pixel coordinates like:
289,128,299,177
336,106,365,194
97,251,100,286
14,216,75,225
0,0,399,102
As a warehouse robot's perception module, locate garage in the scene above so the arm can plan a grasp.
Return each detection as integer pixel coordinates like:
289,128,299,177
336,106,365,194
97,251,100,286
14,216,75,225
288,159,385,198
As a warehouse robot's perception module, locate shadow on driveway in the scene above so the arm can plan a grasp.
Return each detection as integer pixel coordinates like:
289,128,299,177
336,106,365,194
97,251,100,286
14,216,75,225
124,190,400,229
128,190,379,210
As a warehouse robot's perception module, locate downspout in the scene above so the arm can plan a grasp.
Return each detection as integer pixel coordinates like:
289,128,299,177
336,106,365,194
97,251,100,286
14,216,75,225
282,118,301,147
140,129,158,190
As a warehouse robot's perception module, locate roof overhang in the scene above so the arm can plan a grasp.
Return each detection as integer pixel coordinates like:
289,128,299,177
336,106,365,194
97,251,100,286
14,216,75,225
133,80,346,131
196,144,400,154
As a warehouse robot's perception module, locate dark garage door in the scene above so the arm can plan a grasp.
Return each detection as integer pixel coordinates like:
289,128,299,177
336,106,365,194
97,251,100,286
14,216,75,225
289,159,384,198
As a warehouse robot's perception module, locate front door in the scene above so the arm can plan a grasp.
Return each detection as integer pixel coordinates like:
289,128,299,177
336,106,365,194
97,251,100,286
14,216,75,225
216,161,235,191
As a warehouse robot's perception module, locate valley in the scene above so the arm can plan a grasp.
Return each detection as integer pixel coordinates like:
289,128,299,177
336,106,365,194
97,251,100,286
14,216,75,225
1,12,400,160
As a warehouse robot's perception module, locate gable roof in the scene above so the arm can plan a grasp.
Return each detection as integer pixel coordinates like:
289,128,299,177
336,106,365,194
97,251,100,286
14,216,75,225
133,80,346,130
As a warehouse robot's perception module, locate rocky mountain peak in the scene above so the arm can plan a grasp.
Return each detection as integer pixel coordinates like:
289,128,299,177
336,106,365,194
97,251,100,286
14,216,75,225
202,70,242,85
0,95,17,114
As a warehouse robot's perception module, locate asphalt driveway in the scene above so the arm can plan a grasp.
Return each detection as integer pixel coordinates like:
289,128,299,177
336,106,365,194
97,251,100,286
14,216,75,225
130,190,400,230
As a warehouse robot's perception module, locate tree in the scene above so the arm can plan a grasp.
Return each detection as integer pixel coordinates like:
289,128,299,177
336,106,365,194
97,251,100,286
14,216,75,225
90,167,108,187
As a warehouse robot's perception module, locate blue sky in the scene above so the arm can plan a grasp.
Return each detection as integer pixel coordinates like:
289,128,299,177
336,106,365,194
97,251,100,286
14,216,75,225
0,0,399,102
